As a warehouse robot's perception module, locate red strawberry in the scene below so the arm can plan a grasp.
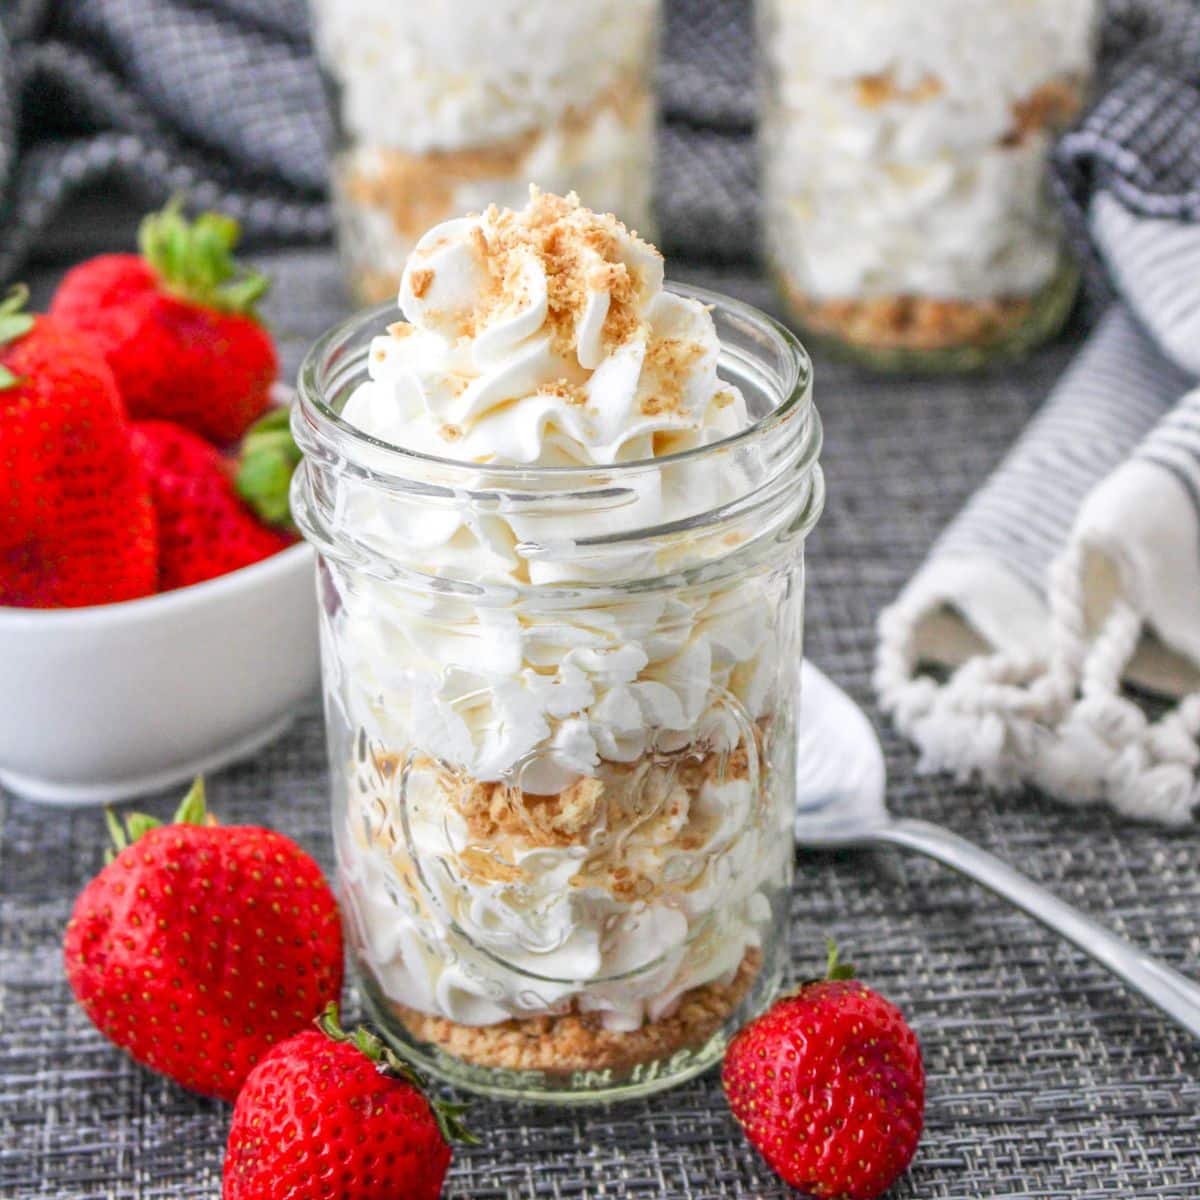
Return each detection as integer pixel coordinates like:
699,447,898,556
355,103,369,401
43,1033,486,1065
50,201,277,443
722,943,924,1200
224,1003,472,1200
131,419,294,590
0,286,158,607
64,780,344,1102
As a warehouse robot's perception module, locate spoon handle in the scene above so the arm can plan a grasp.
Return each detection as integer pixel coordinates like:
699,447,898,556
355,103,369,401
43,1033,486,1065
878,817,1200,1040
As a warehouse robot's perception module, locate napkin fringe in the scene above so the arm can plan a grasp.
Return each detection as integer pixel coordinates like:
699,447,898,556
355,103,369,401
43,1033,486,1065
876,541,1200,826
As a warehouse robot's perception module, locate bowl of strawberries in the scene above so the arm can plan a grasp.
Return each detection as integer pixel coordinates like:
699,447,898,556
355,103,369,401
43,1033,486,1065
0,204,318,805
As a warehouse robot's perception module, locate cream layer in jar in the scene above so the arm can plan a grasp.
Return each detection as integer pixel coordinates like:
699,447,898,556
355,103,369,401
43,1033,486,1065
762,0,1095,353
311,0,658,304
329,191,793,1073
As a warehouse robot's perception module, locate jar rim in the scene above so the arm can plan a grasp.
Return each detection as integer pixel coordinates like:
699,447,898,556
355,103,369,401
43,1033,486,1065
295,280,815,484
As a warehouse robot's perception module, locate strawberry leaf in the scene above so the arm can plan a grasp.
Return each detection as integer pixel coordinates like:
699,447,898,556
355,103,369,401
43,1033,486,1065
125,813,163,842
139,198,271,319
236,406,300,530
0,284,35,372
172,776,208,825
104,807,129,863
315,1002,479,1146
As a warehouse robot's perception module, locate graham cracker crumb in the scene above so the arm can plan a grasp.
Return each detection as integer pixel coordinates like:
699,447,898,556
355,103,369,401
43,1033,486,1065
538,379,588,406
641,337,706,417
393,947,762,1075
409,268,435,299
467,188,652,356
856,72,943,108
387,321,415,339
449,773,608,847
1003,78,1084,147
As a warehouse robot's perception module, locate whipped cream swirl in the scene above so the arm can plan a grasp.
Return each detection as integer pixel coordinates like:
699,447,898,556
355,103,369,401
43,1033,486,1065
343,189,747,468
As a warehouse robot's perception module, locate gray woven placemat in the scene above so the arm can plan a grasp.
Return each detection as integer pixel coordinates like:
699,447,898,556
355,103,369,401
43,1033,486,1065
2,249,1198,1199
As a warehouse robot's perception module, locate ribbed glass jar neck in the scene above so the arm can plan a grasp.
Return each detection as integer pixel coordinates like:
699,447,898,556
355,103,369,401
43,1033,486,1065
292,283,822,595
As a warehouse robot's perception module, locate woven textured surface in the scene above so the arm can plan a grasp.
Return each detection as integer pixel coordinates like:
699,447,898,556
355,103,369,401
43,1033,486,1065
2,250,1199,1198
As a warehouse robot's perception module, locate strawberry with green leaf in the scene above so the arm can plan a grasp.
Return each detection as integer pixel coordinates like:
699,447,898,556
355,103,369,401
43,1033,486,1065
64,779,344,1102
723,941,925,1200
0,285,158,607
224,1002,472,1200
131,418,294,590
50,200,278,444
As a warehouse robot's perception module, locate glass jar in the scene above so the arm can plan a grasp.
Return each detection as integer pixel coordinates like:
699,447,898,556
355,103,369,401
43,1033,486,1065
292,284,823,1103
309,0,660,306
759,0,1099,371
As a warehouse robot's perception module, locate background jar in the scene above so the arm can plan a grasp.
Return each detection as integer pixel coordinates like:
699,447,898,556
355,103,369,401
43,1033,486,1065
758,0,1099,371
292,285,823,1103
309,0,660,306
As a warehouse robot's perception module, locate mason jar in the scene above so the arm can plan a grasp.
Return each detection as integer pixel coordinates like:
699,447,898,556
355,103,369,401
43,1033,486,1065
309,0,660,305
292,285,823,1103
759,0,1099,371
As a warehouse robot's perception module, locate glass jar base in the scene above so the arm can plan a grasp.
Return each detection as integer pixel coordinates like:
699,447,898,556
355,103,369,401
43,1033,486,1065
357,951,783,1105
775,264,1079,374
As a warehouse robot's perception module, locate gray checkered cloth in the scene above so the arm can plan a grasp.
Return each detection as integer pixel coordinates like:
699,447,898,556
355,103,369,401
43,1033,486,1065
3,3,1200,1199
0,0,757,279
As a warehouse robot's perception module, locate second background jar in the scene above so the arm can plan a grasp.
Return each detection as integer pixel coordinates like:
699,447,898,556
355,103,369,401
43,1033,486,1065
759,0,1098,371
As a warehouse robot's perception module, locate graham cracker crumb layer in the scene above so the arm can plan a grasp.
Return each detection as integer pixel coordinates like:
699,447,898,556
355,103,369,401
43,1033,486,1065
392,947,762,1075
785,285,1036,353
446,730,759,850
362,725,767,903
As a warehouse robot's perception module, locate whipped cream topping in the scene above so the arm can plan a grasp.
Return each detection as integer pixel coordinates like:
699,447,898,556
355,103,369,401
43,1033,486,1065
763,0,1096,299
344,190,747,468
326,194,796,1032
311,0,657,155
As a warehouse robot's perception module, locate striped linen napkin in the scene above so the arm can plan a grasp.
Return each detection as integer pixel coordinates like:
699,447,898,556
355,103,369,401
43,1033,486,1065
876,2,1200,827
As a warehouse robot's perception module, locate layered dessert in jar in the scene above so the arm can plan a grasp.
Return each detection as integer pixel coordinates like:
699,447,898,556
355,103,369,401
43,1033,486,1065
309,0,659,305
292,191,823,1101
759,0,1098,368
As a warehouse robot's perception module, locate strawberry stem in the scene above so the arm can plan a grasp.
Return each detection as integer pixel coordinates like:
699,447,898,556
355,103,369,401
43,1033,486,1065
316,1002,478,1147
236,406,300,530
103,777,212,861
139,198,270,319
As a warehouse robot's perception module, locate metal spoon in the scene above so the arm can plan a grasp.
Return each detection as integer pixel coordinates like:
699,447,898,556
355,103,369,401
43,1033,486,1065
794,660,1200,1039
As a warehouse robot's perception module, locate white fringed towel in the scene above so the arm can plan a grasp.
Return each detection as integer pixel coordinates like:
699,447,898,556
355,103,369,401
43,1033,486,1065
876,195,1200,826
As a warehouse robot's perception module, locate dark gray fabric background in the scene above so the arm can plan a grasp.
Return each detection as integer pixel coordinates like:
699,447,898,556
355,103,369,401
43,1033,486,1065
2,1,1199,1198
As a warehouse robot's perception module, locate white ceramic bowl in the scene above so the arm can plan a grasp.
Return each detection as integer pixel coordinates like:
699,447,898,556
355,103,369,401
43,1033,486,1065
0,543,319,806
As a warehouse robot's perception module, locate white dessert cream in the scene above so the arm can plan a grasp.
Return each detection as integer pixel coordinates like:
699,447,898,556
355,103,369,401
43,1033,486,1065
328,193,794,1056
761,0,1096,351
310,0,658,303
